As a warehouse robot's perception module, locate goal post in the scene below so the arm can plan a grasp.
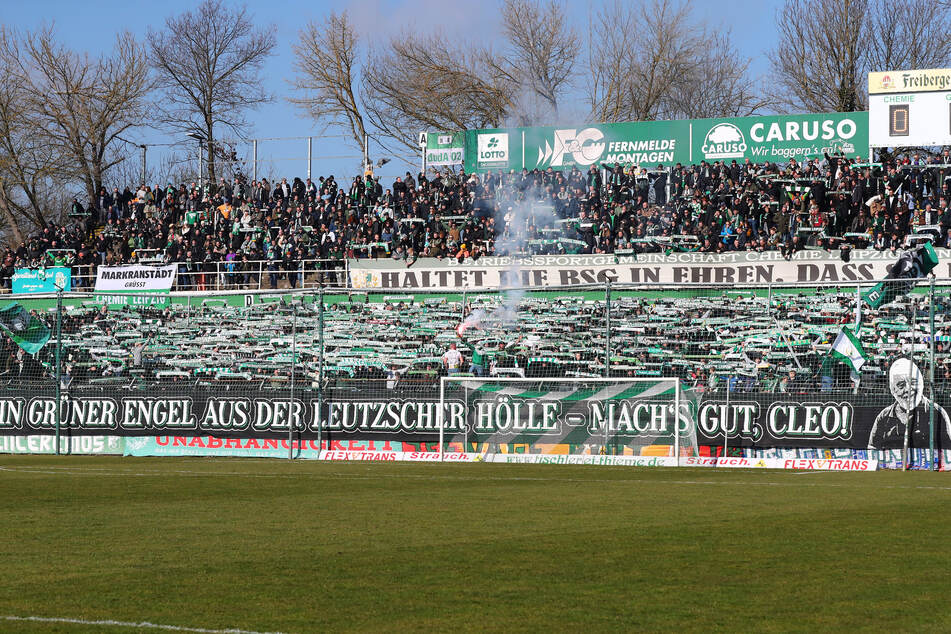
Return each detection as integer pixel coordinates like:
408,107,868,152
438,377,697,465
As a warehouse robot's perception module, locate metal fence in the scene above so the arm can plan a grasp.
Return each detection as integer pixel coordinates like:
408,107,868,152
2,278,949,468
57,259,349,292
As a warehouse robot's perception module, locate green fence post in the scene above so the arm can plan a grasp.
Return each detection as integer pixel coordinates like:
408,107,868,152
288,304,297,460
929,277,936,471
604,280,611,454
604,280,611,378
318,287,324,459
54,289,62,456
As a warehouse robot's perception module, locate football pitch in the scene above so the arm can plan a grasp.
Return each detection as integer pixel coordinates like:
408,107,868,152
1,456,950,632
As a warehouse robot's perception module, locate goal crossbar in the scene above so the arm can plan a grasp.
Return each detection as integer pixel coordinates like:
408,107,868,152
438,376,684,465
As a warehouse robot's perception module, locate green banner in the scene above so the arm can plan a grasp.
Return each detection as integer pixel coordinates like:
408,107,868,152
0,303,50,354
425,131,465,167
861,243,939,309
464,112,868,172
95,294,170,308
12,267,71,294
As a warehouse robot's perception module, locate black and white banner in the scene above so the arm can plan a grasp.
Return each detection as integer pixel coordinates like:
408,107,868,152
0,386,948,452
348,251,951,290
94,264,177,292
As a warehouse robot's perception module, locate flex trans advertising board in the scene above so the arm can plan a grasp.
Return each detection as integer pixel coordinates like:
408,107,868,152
464,112,868,172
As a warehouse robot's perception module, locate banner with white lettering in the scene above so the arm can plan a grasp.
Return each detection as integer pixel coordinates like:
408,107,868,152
349,250,951,290
0,435,123,455
94,265,177,292
0,386,948,455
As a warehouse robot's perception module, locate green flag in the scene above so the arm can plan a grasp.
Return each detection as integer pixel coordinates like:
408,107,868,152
784,184,811,200
862,243,939,309
829,327,867,374
0,303,51,354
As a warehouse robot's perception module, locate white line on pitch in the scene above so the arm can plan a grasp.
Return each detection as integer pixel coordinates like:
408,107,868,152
0,614,284,633
3,463,951,491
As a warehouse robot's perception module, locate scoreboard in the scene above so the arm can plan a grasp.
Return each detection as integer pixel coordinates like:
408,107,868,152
869,68,951,147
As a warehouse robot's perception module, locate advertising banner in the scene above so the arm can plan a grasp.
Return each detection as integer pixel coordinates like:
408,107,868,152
94,265,177,293
1,371,949,456
126,436,478,462
869,68,951,148
713,456,876,471
94,294,171,308
348,249,951,290
464,112,868,172
119,438,885,470
12,267,71,294
494,455,875,470
0,435,123,455
126,436,400,459
425,131,465,167
115,436,888,470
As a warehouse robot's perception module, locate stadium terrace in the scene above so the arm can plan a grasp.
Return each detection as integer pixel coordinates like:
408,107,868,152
5,150,951,292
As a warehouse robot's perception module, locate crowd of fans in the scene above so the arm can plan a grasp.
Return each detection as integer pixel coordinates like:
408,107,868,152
3,148,951,290
6,287,950,398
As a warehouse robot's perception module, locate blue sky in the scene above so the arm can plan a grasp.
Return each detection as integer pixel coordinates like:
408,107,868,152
4,0,783,184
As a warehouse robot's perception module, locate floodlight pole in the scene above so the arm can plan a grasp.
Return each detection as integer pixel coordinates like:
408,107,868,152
307,137,313,179
140,145,147,185
54,289,63,455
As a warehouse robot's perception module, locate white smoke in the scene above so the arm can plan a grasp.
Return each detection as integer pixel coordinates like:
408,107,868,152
458,185,557,336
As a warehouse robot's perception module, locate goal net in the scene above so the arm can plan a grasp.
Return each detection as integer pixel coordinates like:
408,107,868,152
438,377,698,465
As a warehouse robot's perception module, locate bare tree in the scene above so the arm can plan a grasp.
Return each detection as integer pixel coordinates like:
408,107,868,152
148,0,276,184
0,26,147,242
0,30,55,243
865,0,951,74
588,0,708,122
588,0,767,123
662,32,770,119
768,0,951,114
291,12,366,151
489,0,580,124
768,0,867,113
363,33,513,152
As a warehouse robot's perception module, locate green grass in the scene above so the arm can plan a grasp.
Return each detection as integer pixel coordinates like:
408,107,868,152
1,456,950,632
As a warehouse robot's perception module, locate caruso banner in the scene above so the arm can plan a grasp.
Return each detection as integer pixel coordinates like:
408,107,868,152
348,249,951,290
464,112,868,172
